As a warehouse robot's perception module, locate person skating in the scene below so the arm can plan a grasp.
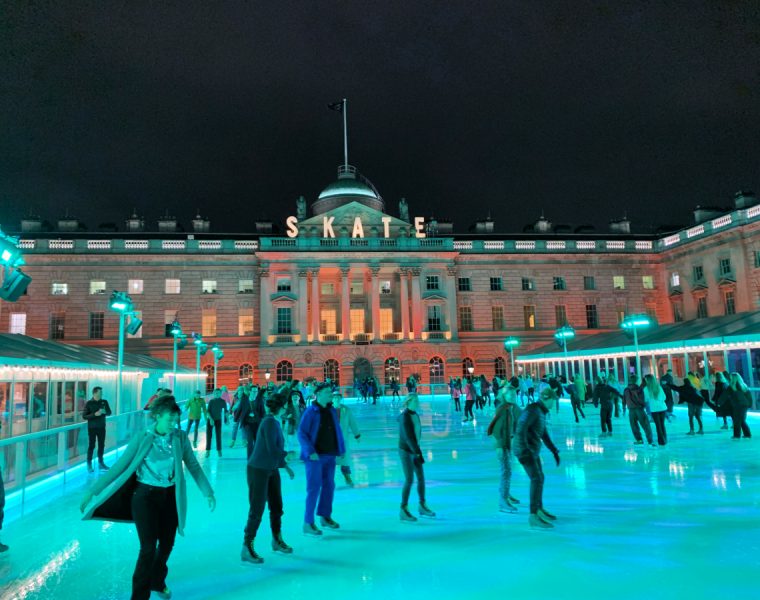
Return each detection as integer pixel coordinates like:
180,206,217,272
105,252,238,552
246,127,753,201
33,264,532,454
234,382,266,458
241,393,296,564
462,377,475,422
297,382,346,535
205,388,228,457
333,391,361,486
594,378,622,437
80,395,215,600
185,390,207,448
452,378,461,412
565,374,587,423
643,375,668,446
721,373,753,439
624,375,655,447
668,378,704,435
487,386,521,513
82,386,112,473
660,369,675,421
513,388,561,529
398,393,435,521
706,372,730,430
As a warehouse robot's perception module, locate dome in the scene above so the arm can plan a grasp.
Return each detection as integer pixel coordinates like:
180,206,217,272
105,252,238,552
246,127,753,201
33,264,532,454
312,166,384,215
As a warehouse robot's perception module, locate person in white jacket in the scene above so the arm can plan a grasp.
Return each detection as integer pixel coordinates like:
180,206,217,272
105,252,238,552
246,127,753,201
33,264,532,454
643,374,668,446
332,391,361,486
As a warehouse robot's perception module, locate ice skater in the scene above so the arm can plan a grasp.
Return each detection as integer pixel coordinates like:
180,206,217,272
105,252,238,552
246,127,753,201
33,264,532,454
487,385,521,513
595,378,622,437
333,391,361,486
80,395,216,600
83,386,112,473
565,374,586,423
624,375,655,446
241,393,296,564
723,373,753,439
643,374,668,446
667,378,704,435
297,382,345,535
513,388,561,529
398,393,436,521
205,388,228,457
185,390,206,448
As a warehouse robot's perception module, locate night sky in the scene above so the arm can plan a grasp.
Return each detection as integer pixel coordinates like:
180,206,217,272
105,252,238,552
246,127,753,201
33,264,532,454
1,1,759,235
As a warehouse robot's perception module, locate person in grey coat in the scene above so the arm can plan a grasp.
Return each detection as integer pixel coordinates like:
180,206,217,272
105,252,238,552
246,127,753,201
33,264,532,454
80,396,216,600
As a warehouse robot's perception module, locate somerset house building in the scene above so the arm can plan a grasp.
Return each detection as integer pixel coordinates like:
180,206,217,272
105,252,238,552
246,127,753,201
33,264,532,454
3,164,760,395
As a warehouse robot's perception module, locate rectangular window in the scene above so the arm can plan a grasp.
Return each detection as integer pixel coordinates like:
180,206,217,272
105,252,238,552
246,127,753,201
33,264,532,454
555,305,567,327
165,279,181,294
585,305,598,329
523,305,536,329
276,307,292,334
521,278,535,291
350,281,363,295
202,308,217,336
164,310,177,325
672,301,684,323
491,306,505,331
50,313,65,340
489,277,503,291
428,305,442,331
350,308,365,334
202,280,217,294
671,272,680,287
89,312,105,339
238,279,254,294
583,276,595,290
458,306,473,332
51,282,68,295
380,281,391,295
129,279,144,294
457,277,471,292
613,276,625,290
552,277,566,291
693,265,704,281
616,309,626,324
127,311,143,339
720,258,732,276
724,291,736,315
89,280,106,295
321,283,335,296
276,279,291,292
238,308,254,336
380,308,393,335
320,308,337,335
696,296,708,319
642,275,654,289
755,252,760,269
9,312,26,335
425,275,440,291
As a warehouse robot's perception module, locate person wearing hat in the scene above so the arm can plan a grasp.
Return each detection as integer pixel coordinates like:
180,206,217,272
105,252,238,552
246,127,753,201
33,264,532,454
512,387,561,529
332,391,361,486
297,382,346,535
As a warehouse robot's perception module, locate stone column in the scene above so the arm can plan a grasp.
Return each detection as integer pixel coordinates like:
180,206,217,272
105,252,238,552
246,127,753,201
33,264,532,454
311,268,320,343
298,270,308,343
370,265,381,341
399,267,410,340
411,267,423,339
259,267,270,342
340,266,351,342
446,265,458,341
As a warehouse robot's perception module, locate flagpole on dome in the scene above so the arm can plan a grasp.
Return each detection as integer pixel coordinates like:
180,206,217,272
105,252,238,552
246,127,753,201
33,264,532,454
342,98,348,169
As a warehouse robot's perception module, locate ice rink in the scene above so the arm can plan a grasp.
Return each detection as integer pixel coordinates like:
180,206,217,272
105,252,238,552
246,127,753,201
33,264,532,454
1,397,758,600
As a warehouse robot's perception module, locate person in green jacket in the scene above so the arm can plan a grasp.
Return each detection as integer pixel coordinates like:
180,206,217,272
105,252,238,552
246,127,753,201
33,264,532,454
185,390,207,448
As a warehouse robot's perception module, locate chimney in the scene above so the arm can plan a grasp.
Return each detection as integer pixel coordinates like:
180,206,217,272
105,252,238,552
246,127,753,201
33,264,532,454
692,206,726,224
609,217,631,234
192,210,211,233
21,215,43,233
125,209,145,232
734,190,757,210
157,210,178,232
57,216,82,232
534,212,551,233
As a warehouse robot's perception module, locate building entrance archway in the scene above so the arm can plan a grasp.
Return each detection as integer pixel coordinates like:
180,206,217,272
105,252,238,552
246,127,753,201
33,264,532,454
353,357,373,382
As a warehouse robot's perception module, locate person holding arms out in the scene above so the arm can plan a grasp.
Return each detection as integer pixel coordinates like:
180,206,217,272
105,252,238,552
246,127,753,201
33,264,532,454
82,386,112,473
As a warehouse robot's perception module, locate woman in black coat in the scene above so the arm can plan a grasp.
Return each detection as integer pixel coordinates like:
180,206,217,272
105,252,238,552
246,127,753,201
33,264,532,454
667,378,704,435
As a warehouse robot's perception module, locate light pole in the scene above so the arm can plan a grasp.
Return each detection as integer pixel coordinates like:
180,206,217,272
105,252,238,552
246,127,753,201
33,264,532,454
211,344,224,389
554,325,576,381
109,291,134,413
192,333,208,392
503,336,520,378
621,314,655,377
169,320,183,385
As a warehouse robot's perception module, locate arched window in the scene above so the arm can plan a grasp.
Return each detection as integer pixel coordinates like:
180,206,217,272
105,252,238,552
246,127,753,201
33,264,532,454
202,365,215,394
239,363,254,384
324,359,340,385
495,357,507,379
462,357,474,377
384,357,400,385
275,360,293,382
429,356,445,385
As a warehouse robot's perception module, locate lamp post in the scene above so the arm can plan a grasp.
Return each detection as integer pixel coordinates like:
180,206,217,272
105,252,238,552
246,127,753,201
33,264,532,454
503,336,520,378
620,314,654,377
265,369,271,387
109,291,134,413
554,325,576,381
211,344,223,389
169,320,183,385
192,333,208,391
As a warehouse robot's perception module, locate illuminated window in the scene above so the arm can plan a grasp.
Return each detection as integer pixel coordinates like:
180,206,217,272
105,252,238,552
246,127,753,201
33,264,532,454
429,356,445,384
385,357,400,385
202,308,217,336
202,280,217,294
165,279,181,294
724,290,736,315
10,312,26,335
350,309,365,335
320,309,337,335
238,308,254,336
238,279,254,294
164,310,177,325
129,279,144,294
523,305,536,329
462,357,474,376
458,306,473,331
494,357,507,379
671,272,680,287
324,359,340,384
613,276,625,290
642,276,654,289
321,282,335,295
202,365,215,394
239,363,254,384
380,280,391,295
51,282,68,295
89,280,106,295
50,312,65,340
380,308,393,335
89,312,104,339
275,360,293,382
350,281,363,295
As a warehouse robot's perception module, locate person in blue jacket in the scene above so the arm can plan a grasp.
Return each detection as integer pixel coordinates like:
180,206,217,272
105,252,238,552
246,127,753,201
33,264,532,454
297,382,346,536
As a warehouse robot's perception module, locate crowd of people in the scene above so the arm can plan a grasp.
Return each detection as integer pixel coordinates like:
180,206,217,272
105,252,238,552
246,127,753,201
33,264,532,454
75,365,754,599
